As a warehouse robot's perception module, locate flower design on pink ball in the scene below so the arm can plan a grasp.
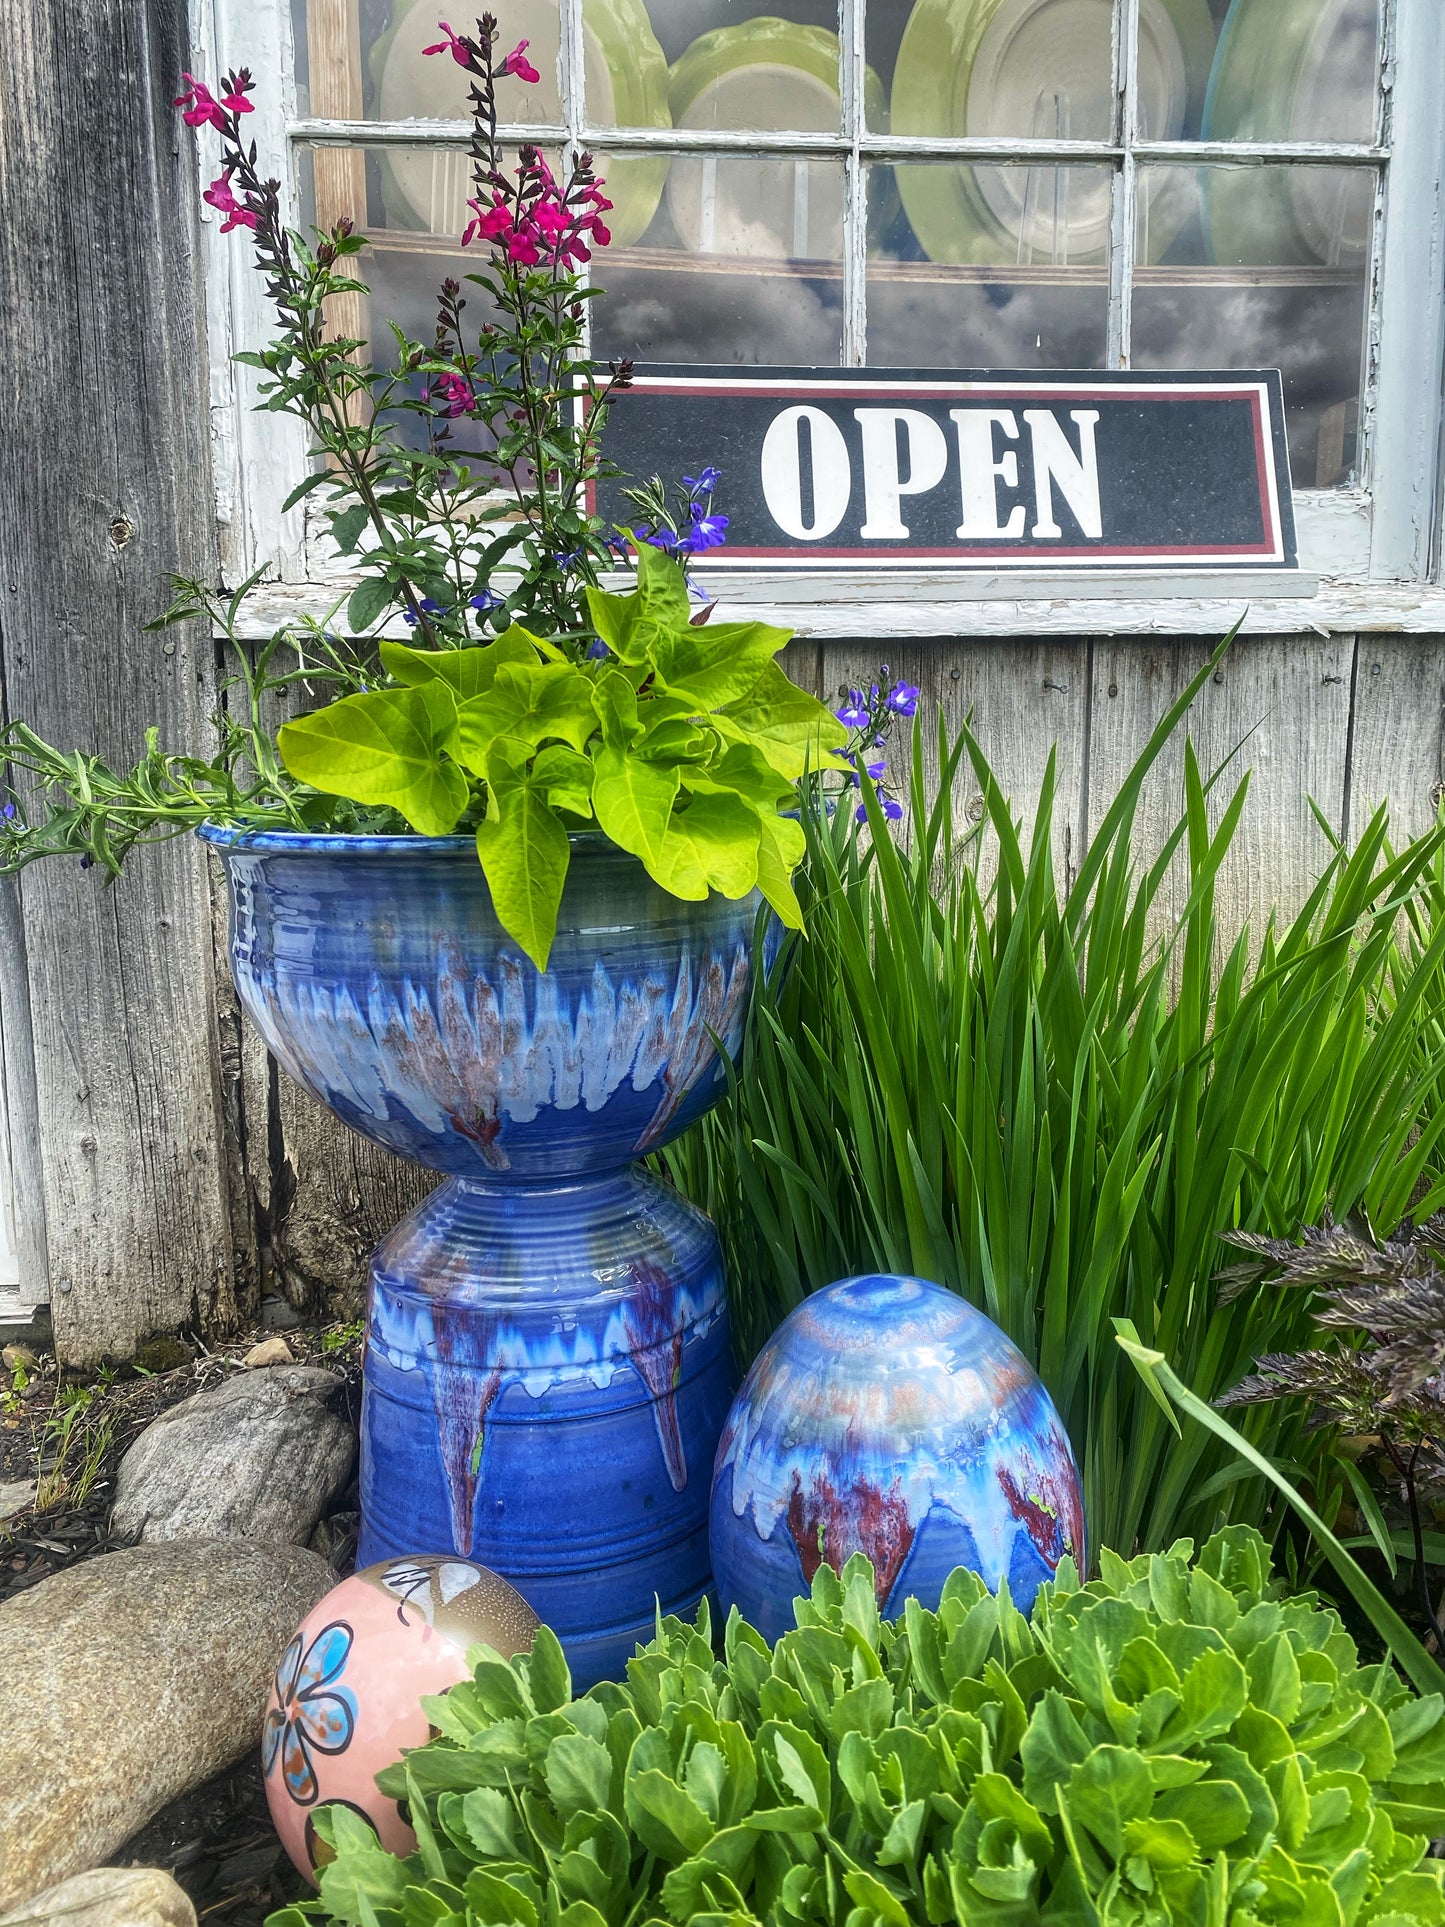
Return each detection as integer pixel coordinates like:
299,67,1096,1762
262,1620,357,1805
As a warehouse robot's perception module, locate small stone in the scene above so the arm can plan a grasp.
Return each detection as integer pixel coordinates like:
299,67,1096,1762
0,1866,197,1927
0,1541,331,1908
1,1345,37,1373
0,1481,35,1522
111,1366,355,1547
241,1336,294,1369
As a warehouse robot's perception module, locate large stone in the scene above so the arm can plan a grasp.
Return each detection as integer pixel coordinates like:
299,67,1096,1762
111,1366,355,1546
0,1867,196,1927
0,1540,331,1909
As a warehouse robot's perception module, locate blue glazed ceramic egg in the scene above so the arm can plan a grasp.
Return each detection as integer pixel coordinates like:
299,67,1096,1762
709,1274,1085,1640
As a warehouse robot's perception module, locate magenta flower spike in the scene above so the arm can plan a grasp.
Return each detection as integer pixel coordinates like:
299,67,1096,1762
422,22,473,66
174,74,229,132
501,38,541,82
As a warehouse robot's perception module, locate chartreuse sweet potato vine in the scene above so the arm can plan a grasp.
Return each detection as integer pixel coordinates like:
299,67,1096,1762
275,543,848,968
278,1531,1445,1927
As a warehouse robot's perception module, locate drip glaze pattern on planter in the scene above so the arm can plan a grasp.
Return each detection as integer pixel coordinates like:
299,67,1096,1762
709,1273,1086,1642
202,827,757,1180
203,827,759,1690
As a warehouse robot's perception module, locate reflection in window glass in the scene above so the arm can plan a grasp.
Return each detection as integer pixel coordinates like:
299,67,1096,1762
1195,0,1380,144
891,153,1114,267
593,155,845,364
873,0,1213,143
587,2,846,132
1132,165,1373,486
293,0,567,123
869,165,1108,368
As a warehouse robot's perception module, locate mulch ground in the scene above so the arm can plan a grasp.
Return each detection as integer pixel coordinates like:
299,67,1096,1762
0,1320,365,1922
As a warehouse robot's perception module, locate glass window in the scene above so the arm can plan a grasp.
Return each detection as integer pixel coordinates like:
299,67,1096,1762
287,0,1390,498
1132,163,1372,487
585,2,844,133
869,163,1110,368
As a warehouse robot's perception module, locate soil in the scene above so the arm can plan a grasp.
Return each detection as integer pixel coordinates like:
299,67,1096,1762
0,1320,365,1922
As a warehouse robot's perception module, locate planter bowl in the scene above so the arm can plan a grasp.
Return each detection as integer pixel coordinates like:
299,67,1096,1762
201,827,763,1181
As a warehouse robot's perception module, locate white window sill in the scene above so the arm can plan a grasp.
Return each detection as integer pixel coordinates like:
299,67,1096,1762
237,569,1445,641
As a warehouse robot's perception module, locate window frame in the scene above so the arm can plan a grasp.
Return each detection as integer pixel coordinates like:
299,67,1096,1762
191,0,1445,638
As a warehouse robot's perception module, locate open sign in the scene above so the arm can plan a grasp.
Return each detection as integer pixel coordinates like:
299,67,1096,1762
597,367,1296,572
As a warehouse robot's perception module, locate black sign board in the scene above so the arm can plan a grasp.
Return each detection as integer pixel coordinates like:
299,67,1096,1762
596,366,1297,572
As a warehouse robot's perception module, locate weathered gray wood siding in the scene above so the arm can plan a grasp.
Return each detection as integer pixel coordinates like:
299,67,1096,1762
0,0,246,1361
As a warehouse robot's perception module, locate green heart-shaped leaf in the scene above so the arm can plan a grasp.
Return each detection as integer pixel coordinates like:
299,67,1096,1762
277,682,466,836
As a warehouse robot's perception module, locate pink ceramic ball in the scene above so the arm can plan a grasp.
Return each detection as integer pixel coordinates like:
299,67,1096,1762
261,1554,539,1880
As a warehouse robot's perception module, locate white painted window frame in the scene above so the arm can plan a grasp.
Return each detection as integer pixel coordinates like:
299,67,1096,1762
192,0,1445,639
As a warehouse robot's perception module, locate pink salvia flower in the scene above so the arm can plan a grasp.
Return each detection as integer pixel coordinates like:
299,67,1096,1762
175,73,229,131
422,21,472,65
501,39,541,82
203,169,257,234
432,372,473,418
507,226,542,265
220,85,254,115
531,197,569,242
462,195,513,246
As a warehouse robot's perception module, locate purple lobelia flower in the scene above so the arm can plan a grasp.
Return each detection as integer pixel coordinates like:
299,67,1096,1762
680,504,729,552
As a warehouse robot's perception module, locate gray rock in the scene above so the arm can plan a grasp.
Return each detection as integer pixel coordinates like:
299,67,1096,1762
1,1867,196,1927
0,1481,35,1522
111,1366,355,1546
0,1540,330,1909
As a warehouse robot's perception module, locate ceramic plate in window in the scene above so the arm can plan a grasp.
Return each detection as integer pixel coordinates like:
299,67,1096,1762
664,18,892,260
1203,0,1380,266
890,0,1216,263
372,0,671,244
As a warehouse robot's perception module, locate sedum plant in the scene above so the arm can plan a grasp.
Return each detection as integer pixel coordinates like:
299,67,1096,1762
275,1531,1445,1927
0,14,848,968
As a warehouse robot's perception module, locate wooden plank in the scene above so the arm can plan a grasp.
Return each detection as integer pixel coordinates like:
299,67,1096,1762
0,878,49,1311
818,639,1091,889
305,0,370,383
271,1081,437,1318
1085,634,1356,942
0,0,239,1360
1346,637,1445,845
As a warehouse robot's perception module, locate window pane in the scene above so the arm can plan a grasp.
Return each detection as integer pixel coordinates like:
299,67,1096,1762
870,163,1109,366
586,2,843,131
888,156,1115,265
877,0,1153,143
592,152,845,364
1132,163,1374,487
1192,0,1381,144
292,0,567,125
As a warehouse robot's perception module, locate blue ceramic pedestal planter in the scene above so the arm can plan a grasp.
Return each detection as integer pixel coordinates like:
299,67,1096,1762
203,828,758,1688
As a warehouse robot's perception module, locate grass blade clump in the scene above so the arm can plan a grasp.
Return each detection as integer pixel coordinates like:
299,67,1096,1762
667,656,1445,1559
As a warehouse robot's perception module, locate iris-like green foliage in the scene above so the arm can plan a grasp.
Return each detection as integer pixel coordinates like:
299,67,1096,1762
275,1529,1445,1927
274,543,846,967
667,646,1445,1562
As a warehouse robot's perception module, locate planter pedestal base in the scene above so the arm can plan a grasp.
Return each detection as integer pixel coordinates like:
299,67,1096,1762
356,1164,736,1689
